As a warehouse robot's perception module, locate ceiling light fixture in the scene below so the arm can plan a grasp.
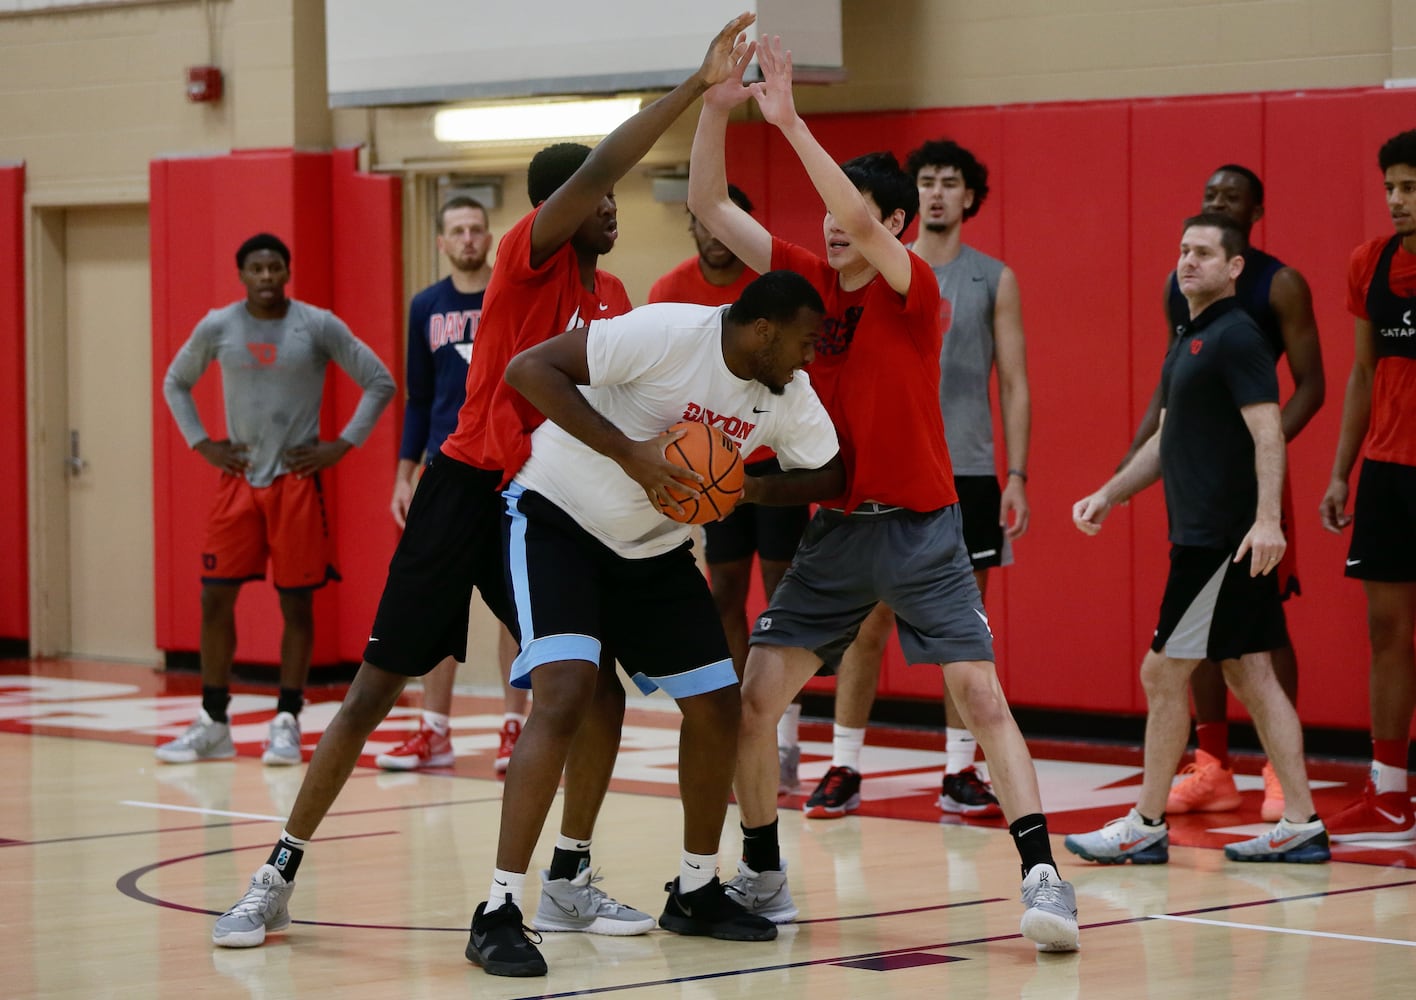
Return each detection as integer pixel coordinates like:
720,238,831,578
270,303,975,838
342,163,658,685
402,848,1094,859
433,97,643,144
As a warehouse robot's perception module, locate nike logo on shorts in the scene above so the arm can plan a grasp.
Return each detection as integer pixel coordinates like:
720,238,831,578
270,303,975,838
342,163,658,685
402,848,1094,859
1346,558,1361,566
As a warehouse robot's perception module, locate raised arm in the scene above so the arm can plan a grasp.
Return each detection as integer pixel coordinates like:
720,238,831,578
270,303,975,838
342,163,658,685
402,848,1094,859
993,266,1031,538
686,54,773,274
530,12,756,265
1270,266,1325,441
504,328,703,511
752,37,913,294
1236,400,1286,575
1319,317,1376,532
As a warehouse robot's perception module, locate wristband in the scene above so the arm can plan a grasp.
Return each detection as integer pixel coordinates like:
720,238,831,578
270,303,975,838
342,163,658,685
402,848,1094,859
1007,468,1028,483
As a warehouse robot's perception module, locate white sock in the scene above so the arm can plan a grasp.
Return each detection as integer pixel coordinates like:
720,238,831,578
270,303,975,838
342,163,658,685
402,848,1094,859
422,711,450,734
504,712,526,727
777,703,802,750
945,727,978,775
555,833,591,853
1372,760,1409,796
486,869,525,912
832,724,866,771
279,828,309,848
679,850,717,893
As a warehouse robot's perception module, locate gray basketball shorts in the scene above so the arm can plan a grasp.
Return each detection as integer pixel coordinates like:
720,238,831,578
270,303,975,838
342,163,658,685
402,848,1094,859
749,503,995,668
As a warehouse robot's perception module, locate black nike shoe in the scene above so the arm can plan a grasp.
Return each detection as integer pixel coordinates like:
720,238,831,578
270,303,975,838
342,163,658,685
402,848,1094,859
465,897,547,977
658,877,777,941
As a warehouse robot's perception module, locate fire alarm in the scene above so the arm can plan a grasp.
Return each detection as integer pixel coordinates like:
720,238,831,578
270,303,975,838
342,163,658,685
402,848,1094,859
186,66,223,103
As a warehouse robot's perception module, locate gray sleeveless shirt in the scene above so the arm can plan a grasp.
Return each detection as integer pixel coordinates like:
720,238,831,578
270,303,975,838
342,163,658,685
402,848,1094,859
931,244,1005,476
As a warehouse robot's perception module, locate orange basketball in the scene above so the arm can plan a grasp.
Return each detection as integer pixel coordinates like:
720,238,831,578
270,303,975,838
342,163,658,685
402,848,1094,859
655,420,745,525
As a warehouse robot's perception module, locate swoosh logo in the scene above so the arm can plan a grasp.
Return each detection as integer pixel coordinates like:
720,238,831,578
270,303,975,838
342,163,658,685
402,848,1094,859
1268,834,1299,848
1346,559,1361,566
1375,806,1407,825
1118,837,1150,851
550,898,580,917
752,407,770,414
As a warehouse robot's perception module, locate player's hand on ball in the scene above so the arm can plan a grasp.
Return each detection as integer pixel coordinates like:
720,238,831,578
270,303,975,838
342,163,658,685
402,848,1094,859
621,429,704,517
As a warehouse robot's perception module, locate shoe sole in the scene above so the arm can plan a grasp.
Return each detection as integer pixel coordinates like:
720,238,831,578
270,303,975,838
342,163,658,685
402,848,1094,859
212,914,288,949
1063,840,1169,865
261,751,303,766
375,752,455,771
156,748,236,763
532,915,656,936
657,913,777,941
937,795,1003,817
465,948,548,977
1020,910,1080,952
1329,828,1416,843
1224,847,1331,863
803,794,861,819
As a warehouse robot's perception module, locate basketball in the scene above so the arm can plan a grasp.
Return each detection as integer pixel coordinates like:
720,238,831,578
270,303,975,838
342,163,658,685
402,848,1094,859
655,420,745,525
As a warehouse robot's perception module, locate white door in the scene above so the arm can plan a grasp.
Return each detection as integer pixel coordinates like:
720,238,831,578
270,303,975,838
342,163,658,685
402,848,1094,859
62,206,158,661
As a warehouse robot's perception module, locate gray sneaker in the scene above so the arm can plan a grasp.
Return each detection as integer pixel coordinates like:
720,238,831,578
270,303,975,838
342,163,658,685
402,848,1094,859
777,745,801,795
1019,863,1080,952
213,864,294,948
722,859,798,923
261,712,302,766
1223,818,1330,863
532,867,655,936
155,709,235,763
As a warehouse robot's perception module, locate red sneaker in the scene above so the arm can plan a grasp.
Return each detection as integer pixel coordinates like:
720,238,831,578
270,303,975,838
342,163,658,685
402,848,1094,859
1259,762,1284,823
1327,781,1416,843
496,718,522,774
375,724,454,771
1166,749,1242,813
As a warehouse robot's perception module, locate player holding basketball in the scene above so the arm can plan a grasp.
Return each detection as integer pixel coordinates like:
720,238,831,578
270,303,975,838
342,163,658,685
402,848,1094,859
470,270,843,976
688,37,1080,951
800,138,1032,822
1120,165,1324,823
376,196,525,774
157,233,394,767
1067,213,1328,865
209,12,759,953
1317,128,1416,842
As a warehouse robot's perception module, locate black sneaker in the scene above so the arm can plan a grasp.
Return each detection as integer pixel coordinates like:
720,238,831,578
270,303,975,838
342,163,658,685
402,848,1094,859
803,765,862,819
658,877,777,941
937,766,1003,817
465,898,547,977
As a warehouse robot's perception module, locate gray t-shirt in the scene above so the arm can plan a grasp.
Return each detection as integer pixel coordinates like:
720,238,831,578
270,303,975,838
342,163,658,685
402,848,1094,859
163,299,395,487
933,244,1005,477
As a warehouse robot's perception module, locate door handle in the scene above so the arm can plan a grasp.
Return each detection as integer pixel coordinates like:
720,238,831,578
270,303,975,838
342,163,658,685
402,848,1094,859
67,429,87,476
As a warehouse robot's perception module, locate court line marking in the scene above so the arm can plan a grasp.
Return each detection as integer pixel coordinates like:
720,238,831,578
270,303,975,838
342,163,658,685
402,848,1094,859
120,800,286,822
1152,913,1416,947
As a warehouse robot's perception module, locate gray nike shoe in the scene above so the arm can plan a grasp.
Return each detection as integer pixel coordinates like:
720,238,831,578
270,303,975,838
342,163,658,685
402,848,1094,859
1019,863,1080,952
261,712,302,766
722,859,798,923
532,868,655,935
212,864,294,948
155,709,236,763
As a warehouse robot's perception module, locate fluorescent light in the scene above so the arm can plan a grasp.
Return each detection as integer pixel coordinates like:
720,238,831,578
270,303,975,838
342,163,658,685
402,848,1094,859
433,97,642,144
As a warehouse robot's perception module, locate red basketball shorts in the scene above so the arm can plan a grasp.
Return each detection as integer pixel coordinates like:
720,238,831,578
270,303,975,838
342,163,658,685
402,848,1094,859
200,473,338,591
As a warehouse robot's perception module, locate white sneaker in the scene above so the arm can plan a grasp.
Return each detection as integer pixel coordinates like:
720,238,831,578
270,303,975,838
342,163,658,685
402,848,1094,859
212,864,294,948
1063,808,1169,865
722,859,798,923
1019,863,1080,952
261,712,302,766
532,868,656,935
155,709,236,763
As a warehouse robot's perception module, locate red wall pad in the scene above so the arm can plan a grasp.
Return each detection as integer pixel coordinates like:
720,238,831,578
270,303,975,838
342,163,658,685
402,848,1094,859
0,164,27,643
150,150,402,668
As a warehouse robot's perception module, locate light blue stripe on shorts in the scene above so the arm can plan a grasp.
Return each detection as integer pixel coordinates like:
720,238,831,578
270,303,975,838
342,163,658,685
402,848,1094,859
631,657,737,698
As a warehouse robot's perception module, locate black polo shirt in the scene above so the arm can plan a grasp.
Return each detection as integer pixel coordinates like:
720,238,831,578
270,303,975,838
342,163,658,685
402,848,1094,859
1159,295,1279,549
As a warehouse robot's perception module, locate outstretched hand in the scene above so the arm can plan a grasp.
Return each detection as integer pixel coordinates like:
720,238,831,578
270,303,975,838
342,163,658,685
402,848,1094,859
751,35,798,128
703,36,760,111
699,12,757,90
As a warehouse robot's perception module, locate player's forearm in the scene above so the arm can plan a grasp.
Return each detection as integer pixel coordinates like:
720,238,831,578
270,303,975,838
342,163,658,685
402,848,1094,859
998,377,1030,476
506,361,634,464
687,104,732,219
1251,421,1286,525
742,455,845,506
1279,371,1325,442
1329,364,1373,482
1105,431,1163,505
777,118,875,239
1119,380,1163,472
395,458,419,485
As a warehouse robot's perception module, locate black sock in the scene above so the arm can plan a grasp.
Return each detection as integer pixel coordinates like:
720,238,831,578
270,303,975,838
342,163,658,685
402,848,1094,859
1138,811,1166,826
548,847,590,881
276,687,304,717
267,836,305,881
202,686,230,723
741,820,781,873
1009,813,1056,877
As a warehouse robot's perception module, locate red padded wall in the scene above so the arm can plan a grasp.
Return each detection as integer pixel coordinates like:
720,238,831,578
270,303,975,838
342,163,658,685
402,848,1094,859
728,85,1416,730
0,164,26,642
151,150,401,668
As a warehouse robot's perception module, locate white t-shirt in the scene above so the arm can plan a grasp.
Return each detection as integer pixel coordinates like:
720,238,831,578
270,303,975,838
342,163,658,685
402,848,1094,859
514,302,839,558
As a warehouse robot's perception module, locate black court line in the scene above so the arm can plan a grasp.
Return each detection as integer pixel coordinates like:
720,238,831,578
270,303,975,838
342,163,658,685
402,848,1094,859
496,876,1416,1000
1,793,504,850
